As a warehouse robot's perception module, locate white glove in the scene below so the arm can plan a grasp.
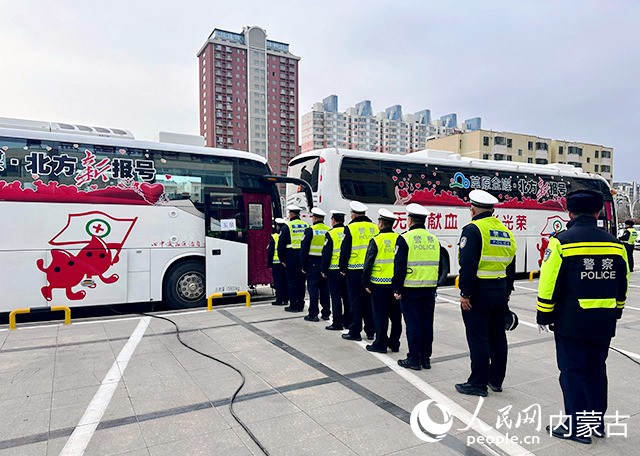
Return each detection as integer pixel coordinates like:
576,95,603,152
538,325,549,333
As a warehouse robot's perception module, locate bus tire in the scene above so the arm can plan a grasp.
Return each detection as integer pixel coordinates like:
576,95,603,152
163,259,206,309
438,251,450,287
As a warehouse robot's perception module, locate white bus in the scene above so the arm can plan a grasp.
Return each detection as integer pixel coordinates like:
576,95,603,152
287,148,616,284
0,117,285,311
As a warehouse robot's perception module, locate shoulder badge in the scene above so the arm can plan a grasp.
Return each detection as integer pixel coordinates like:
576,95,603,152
459,237,467,249
543,248,551,262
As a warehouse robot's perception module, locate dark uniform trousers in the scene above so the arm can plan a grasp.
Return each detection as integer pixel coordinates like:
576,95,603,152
555,333,610,427
400,288,436,365
370,284,402,351
347,270,374,338
285,250,306,310
272,263,288,305
462,288,508,388
328,270,350,329
307,258,330,318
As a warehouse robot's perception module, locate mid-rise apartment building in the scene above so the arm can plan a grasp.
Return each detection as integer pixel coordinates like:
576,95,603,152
427,130,613,182
301,95,479,155
197,26,300,176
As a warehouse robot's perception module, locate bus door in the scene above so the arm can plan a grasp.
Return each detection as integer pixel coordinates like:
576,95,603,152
203,189,248,296
243,192,273,286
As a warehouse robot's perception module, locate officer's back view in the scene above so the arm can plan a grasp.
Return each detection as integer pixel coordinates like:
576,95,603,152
538,189,629,445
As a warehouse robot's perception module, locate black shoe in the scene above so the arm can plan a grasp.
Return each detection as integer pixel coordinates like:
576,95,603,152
366,334,375,341
455,383,488,397
284,306,303,313
272,301,287,306
304,315,319,322
342,333,362,341
365,344,387,354
421,360,431,370
398,359,421,370
488,382,503,393
389,347,400,353
546,424,592,444
321,315,331,321
325,324,343,331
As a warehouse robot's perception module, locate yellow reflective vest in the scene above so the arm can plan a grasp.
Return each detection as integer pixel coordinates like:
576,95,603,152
624,227,638,245
309,222,330,256
285,219,310,249
402,228,440,287
328,227,345,270
271,233,280,264
370,232,399,284
347,221,379,270
470,217,516,279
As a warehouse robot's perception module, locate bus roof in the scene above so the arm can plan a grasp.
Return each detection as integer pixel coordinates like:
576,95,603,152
0,120,268,165
293,147,607,185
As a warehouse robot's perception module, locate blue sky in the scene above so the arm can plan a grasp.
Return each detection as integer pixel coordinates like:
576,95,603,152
1,0,638,180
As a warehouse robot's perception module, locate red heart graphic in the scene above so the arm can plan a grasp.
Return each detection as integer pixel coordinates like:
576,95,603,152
139,183,164,204
165,175,172,180
392,176,398,182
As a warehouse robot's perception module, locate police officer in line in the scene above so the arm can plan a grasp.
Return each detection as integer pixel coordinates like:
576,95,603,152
362,208,402,353
618,219,637,272
300,207,331,322
267,217,288,306
340,201,379,341
321,210,350,331
456,190,516,397
538,190,629,444
393,203,441,370
277,205,310,313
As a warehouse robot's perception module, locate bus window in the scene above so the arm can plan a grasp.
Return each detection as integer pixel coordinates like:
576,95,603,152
340,157,388,203
288,156,319,192
248,203,264,230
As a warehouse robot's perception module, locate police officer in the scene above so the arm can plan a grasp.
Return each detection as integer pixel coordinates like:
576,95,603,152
393,204,440,369
456,190,516,397
267,217,288,306
618,219,637,272
363,208,401,353
301,207,331,322
340,201,379,341
278,205,310,313
322,210,350,331
538,190,628,444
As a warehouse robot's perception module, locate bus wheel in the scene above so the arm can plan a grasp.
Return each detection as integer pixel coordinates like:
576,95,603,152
438,253,450,287
163,260,206,309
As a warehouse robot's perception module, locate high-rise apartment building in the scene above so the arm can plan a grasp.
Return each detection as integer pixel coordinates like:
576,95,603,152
427,130,614,182
300,95,479,155
197,26,300,176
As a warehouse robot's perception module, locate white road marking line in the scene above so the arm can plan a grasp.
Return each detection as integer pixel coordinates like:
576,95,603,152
59,316,150,456
514,285,538,292
356,340,533,456
439,296,640,357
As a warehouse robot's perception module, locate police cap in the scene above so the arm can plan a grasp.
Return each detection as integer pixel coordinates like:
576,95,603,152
350,201,368,214
406,203,430,220
378,208,398,221
624,219,635,227
274,217,286,225
566,190,604,214
469,189,498,208
311,207,326,218
330,209,346,216
286,204,302,213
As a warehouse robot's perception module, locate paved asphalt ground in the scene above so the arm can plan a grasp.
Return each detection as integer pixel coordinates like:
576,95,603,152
1,255,639,455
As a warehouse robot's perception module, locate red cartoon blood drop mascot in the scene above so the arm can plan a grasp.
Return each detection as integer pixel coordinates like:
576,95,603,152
37,235,121,301
77,235,121,285
37,250,86,301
